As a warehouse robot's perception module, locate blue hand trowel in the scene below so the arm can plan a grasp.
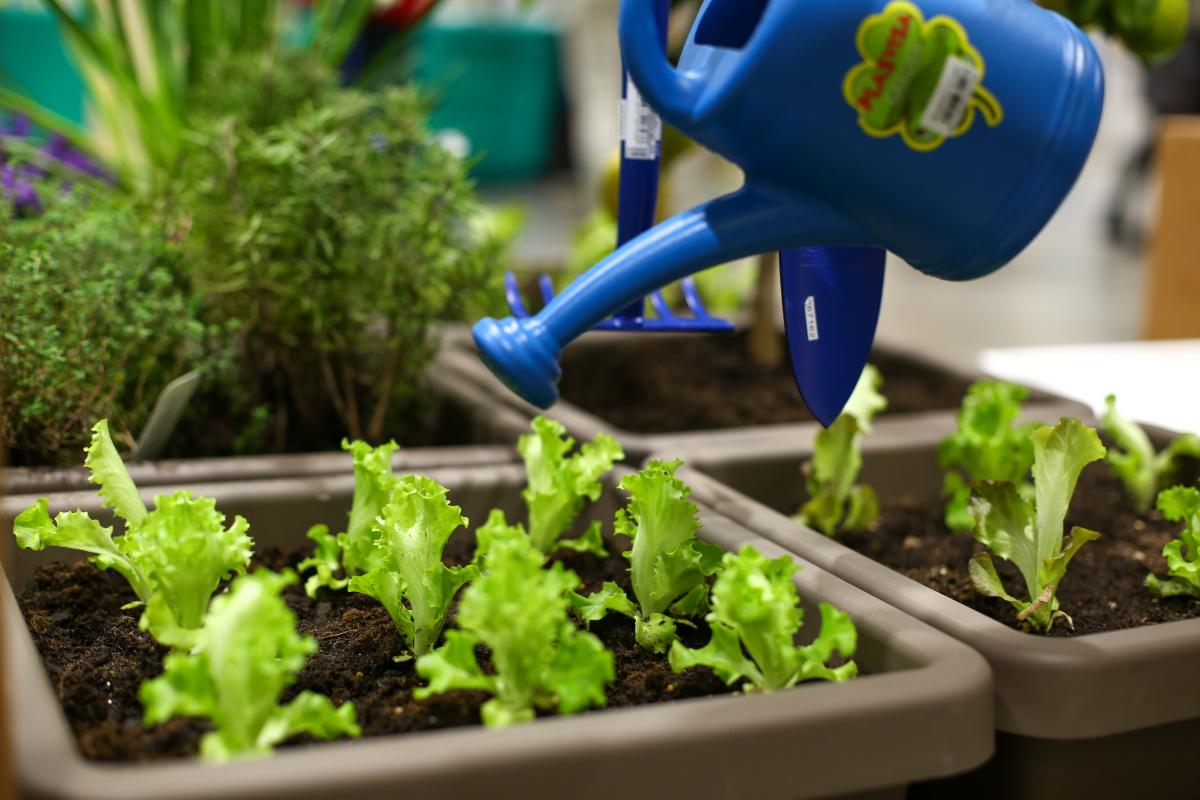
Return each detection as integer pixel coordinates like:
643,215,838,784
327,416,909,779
779,247,887,426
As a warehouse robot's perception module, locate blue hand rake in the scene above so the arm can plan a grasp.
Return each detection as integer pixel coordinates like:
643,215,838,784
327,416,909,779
503,0,733,334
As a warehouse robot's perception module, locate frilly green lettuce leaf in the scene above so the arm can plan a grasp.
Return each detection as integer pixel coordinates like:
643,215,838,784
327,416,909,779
794,367,884,537
85,419,147,527
670,546,857,692
349,475,476,657
520,416,622,553
1102,395,1199,512
938,380,1038,531
416,533,613,727
967,418,1105,632
140,570,359,761
1145,485,1200,598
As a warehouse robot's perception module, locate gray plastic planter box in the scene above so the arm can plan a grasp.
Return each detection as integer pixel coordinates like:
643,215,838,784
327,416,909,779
668,418,1200,799
2,465,992,800
441,331,1086,463
0,360,528,496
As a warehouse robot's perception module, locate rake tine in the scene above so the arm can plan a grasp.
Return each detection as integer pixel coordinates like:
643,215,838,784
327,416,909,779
680,277,713,318
648,290,674,319
538,274,556,307
504,271,531,319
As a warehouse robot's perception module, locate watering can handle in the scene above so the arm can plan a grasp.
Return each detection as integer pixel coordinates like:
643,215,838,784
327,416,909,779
619,0,703,125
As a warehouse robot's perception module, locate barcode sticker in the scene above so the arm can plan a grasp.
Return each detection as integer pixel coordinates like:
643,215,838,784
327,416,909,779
804,296,819,341
919,57,980,138
621,77,662,161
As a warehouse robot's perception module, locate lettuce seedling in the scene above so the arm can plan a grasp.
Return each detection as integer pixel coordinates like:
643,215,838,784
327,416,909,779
939,380,1040,531
968,418,1105,632
13,420,252,644
796,365,887,536
348,476,478,657
140,570,360,761
298,439,399,595
1101,395,1200,512
669,546,858,691
519,416,623,556
573,461,723,653
1144,485,1200,599
416,533,614,727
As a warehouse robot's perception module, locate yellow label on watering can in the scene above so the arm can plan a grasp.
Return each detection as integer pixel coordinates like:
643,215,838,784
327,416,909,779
844,1,1003,151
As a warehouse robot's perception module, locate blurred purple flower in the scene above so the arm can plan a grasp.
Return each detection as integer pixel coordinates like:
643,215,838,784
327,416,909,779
0,115,111,213
1,162,41,212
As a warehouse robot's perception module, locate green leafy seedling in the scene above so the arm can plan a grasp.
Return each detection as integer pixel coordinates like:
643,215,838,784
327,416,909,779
669,546,858,691
1145,485,1200,599
477,416,622,560
13,420,252,645
796,365,886,536
298,439,399,595
573,460,723,653
1101,395,1200,513
416,533,614,727
939,380,1040,531
140,570,360,761
348,475,478,658
968,418,1105,633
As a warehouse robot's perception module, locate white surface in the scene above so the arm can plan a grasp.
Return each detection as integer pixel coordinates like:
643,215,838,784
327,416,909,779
980,340,1200,432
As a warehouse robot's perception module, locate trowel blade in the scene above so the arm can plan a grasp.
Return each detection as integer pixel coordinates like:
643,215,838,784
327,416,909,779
780,247,887,427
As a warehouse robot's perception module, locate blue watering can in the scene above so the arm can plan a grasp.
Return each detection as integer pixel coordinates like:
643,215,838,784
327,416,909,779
475,0,1105,422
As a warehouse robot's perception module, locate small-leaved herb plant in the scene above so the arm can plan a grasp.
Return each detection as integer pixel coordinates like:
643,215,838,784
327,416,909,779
796,364,886,536
171,53,507,451
669,545,858,691
968,417,1105,632
1144,485,1200,599
416,531,614,727
13,420,251,644
573,460,723,653
939,380,1040,531
0,189,206,466
347,476,479,658
477,416,623,559
1101,395,1200,512
140,570,360,761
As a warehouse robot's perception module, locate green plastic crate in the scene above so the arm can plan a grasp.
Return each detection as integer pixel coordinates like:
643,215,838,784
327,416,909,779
413,20,561,183
0,6,85,126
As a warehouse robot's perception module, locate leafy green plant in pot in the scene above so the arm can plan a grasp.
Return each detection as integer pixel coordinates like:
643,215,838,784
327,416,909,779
795,364,886,537
0,189,208,466
938,379,1041,531
12,420,251,644
967,417,1106,633
167,52,507,454
573,460,722,653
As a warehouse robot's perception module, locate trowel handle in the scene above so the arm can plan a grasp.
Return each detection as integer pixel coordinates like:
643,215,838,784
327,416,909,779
619,0,703,126
613,0,670,322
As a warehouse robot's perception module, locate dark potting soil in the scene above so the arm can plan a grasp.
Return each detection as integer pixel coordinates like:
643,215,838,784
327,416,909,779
836,466,1200,636
17,535,734,762
557,332,988,433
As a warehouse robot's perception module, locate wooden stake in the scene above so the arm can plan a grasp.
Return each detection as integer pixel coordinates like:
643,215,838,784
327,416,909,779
1144,116,1200,340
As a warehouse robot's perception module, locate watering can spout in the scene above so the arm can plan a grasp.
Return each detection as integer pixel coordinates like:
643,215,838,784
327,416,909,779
473,187,869,409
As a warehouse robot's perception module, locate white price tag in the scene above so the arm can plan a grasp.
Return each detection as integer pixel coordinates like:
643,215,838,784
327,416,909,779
621,76,662,161
919,57,981,138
